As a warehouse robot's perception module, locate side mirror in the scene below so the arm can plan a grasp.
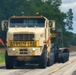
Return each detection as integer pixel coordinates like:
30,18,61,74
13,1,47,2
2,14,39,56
2,20,8,31
49,20,55,30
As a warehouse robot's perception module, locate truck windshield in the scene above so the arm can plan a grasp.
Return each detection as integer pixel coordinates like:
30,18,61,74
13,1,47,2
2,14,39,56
10,18,45,27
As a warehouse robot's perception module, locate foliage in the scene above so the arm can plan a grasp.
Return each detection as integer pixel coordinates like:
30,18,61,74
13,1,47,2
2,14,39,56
63,31,73,47
0,50,5,63
72,34,76,46
66,9,73,30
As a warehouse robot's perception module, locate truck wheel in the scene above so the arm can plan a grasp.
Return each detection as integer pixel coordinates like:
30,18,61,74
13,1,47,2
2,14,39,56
61,53,69,63
39,48,47,68
61,57,65,63
67,52,69,61
61,53,66,63
66,51,69,61
54,50,59,63
58,53,62,63
47,52,54,66
61,49,69,63
5,51,14,69
15,61,25,67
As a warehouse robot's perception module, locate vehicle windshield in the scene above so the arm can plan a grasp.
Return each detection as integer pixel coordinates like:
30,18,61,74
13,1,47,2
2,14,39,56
10,18,45,27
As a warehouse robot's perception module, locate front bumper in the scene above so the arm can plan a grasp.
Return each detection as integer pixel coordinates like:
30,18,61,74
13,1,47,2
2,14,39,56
7,47,42,56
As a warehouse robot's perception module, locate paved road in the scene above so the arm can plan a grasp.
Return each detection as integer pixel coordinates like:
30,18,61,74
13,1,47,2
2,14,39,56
0,52,76,75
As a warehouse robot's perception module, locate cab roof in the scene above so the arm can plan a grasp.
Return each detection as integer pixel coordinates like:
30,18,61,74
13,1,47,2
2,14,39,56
9,16,45,19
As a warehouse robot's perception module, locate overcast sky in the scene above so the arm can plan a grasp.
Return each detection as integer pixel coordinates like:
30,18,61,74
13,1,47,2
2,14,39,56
60,0,76,33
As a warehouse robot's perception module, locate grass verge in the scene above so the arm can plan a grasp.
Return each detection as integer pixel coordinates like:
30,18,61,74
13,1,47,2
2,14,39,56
0,50,5,64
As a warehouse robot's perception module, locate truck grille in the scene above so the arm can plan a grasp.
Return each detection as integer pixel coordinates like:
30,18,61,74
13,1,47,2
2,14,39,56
14,34,34,41
20,49,28,54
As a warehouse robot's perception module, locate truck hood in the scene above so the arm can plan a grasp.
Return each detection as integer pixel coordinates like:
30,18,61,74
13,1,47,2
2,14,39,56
8,27,45,34
7,27,45,46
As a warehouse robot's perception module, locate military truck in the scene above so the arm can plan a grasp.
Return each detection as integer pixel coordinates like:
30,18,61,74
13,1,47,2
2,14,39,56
2,15,69,69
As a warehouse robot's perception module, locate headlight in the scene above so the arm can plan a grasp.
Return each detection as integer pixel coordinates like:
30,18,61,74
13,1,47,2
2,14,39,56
12,48,16,51
32,48,36,51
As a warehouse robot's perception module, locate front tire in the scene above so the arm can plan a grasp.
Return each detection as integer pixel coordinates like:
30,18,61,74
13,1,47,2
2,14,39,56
39,48,47,68
15,61,25,67
47,50,54,66
5,51,14,69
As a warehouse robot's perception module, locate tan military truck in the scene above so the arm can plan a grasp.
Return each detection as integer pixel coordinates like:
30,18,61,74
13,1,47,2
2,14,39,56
2,15,55,69
2,15,69,69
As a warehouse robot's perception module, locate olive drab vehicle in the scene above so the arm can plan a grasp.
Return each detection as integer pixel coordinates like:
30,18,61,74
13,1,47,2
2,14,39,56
2,15,69,69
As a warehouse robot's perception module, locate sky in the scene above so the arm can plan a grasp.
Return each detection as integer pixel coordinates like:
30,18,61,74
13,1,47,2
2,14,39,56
60,0,76,33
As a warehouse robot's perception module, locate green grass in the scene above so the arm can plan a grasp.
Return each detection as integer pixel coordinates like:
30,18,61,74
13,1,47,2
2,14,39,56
0,50,5,64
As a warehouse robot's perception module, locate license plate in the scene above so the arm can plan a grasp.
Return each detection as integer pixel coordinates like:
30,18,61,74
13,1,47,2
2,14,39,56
8,41,39,47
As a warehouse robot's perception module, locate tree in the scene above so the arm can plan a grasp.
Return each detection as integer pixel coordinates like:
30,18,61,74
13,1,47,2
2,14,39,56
47,0,62,9
66,9,73,30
